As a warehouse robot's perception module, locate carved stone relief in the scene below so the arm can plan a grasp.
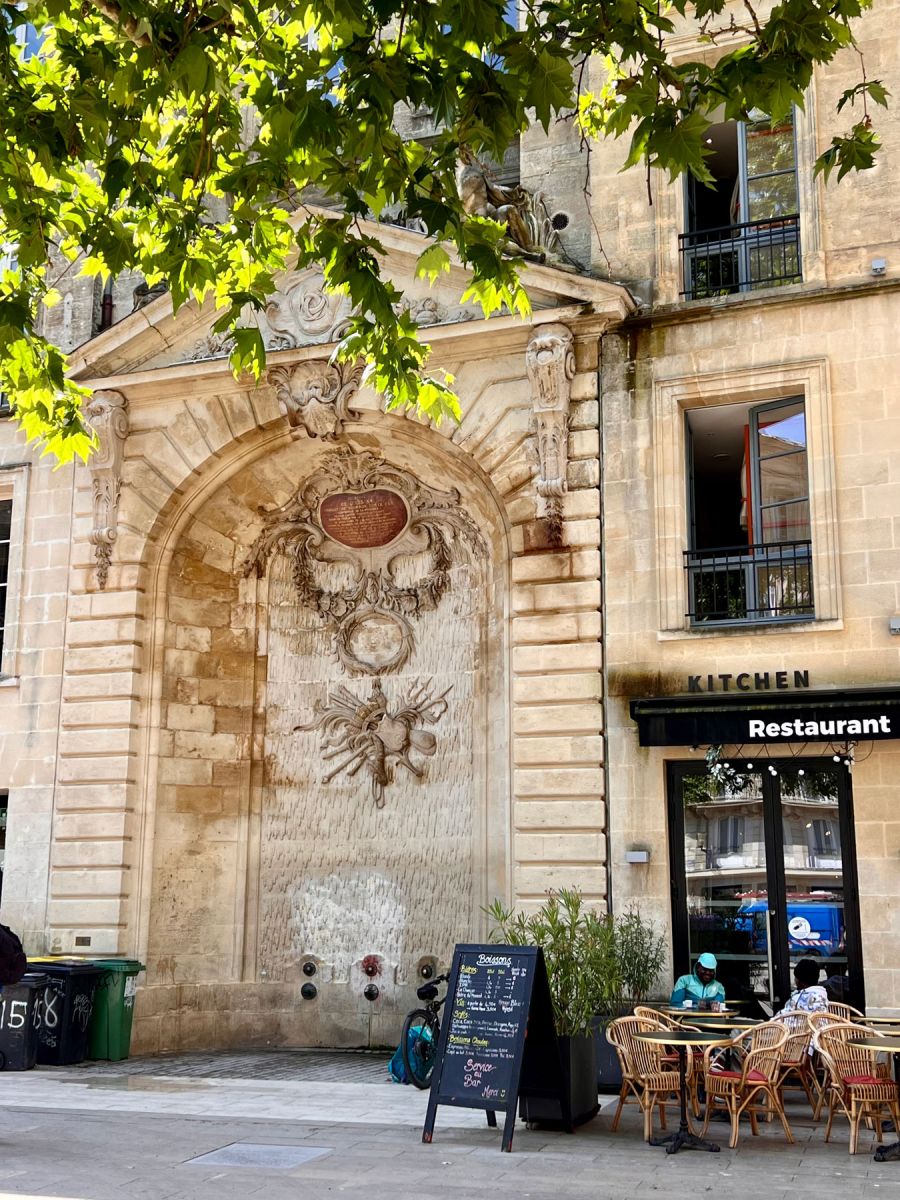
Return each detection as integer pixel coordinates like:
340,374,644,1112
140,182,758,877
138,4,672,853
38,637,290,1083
185,268,478,363
457,157,562,263
267,359,363,440
296,677,451,808
85,389,128,589
526,322,576,543
245,446,486,675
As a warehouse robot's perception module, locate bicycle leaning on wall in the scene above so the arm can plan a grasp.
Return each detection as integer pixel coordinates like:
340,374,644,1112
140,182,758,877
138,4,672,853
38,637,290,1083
400,973,449,1089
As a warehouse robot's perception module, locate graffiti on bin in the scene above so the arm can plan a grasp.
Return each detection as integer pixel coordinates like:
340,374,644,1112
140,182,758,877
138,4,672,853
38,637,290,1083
0,999,29,1031
73,993,92,1032
37,981,62,1048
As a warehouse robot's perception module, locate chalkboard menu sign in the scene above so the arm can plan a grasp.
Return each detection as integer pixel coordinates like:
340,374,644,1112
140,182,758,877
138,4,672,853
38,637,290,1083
422,944,566,1152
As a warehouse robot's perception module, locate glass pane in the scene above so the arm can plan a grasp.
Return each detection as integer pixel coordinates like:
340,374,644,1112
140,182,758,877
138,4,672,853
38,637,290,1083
748,235,800,287
759,498,810,543
753,556,813,618
0,500,11,541
746,119,795,176
779,767,848,998
757,402,806,457
747,172,799,221
681,771,773,1008
759,451,807,506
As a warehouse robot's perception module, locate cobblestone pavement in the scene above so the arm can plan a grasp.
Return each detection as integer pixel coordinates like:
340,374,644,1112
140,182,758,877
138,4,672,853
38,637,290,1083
0,1054,897,1200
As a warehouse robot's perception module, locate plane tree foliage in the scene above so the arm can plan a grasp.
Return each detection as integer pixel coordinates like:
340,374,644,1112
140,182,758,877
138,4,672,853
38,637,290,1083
0,0,887,461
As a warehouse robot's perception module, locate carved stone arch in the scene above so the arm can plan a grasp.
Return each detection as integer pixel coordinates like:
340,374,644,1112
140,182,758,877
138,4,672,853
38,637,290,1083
132,411,513,1048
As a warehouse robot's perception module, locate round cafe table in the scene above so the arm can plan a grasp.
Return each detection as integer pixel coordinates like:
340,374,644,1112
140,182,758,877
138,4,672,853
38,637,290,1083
847,1035,900,1162
634,1029,729,1154
681,1016,762,1032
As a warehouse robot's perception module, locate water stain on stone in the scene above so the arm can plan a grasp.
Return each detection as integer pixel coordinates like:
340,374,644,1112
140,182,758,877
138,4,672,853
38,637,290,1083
84,1076,212,1092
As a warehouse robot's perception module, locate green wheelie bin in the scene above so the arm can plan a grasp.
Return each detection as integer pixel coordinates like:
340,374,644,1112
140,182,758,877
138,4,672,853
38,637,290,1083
87,959,144,1061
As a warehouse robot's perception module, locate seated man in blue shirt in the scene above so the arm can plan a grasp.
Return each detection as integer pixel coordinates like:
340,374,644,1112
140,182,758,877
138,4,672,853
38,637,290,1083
671,952,727,1007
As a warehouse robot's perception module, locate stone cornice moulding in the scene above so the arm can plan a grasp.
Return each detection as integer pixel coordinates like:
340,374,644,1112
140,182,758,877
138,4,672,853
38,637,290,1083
73,305,610,400
85,388,128,589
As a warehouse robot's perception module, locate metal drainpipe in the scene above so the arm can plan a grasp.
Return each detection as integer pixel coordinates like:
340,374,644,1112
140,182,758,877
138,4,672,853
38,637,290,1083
598,330,613,916
99,278,114,331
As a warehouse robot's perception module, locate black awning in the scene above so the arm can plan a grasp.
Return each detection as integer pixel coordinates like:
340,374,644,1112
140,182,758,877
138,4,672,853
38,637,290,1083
629,685,900,747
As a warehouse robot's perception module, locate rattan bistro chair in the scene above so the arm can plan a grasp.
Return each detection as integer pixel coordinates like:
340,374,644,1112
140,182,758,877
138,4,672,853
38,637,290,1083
700,1022,793,1150
828,1001,867,1023
607,1015,687,1141
776,1012,820,1114
815,1023,900,1154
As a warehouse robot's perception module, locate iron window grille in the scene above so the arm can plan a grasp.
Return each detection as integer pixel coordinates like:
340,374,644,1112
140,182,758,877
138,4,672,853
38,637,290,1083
684,538,814,626
680,214,801,299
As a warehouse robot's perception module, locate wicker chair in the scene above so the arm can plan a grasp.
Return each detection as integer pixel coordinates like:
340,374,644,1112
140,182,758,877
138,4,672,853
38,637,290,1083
828,1002,866,1022
809,1013,887,1118
700,1022,793,1149
633,1006,702,1116
815,1023,900,1154
607,1015,688,1141
775,1012,820,1114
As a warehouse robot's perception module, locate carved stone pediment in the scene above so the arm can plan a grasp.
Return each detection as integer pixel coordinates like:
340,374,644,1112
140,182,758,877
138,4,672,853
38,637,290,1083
245,446,486,675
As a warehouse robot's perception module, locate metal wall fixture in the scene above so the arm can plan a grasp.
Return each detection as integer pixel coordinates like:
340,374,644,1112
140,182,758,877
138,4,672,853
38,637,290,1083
300,982,318,1000
363,984,380,1001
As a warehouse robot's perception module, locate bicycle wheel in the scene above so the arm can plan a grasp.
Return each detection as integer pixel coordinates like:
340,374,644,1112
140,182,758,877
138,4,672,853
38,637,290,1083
401,1008,439,1089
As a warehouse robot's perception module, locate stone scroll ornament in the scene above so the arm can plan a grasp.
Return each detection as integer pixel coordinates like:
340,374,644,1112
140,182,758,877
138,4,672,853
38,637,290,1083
296,677,452,808
526,323,576,546
85,389,128,589
267,359,363,441
244,446,487,676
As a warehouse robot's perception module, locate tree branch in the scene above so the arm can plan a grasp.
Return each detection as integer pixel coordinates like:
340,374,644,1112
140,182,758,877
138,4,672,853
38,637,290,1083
86,0,152,47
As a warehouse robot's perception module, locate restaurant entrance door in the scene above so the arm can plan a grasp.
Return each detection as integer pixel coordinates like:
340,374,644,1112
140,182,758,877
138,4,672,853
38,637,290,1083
667,758,864,1013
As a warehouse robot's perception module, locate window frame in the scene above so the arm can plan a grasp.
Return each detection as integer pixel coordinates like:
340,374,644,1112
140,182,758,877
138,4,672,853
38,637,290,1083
0,464,30,679
653,359,841,638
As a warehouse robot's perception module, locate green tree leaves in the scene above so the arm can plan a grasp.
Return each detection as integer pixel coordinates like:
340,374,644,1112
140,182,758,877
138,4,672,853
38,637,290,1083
0,0,884,461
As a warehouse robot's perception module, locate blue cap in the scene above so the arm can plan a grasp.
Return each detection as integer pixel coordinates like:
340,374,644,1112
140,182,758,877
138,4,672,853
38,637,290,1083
697,953,718,970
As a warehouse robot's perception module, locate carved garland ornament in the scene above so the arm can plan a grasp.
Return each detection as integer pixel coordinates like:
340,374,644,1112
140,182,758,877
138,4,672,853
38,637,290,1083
245,447,486,676
85,389,128,589
526,322,576,544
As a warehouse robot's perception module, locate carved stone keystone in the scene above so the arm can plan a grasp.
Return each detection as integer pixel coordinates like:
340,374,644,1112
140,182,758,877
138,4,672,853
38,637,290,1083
526,323,576,542
85,389,128,589
267,359,363,440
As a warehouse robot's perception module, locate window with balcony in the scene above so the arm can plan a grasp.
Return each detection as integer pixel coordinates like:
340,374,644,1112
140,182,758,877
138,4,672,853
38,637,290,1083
685,396,813,625
0,499,11,662
680,113,801,299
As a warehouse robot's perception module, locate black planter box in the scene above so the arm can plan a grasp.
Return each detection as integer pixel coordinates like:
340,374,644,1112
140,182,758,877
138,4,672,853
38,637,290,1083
593,1022,623,1094
518,1034,599,1129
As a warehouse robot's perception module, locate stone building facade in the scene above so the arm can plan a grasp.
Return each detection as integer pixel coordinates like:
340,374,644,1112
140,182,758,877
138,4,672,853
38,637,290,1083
0,1,899,1050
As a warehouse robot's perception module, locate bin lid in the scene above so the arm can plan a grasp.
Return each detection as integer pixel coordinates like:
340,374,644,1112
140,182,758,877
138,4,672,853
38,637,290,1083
27,959,103,975
89,959,144,973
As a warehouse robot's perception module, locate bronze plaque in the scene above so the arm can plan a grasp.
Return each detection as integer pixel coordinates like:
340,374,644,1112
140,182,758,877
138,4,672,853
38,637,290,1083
320,489,409,549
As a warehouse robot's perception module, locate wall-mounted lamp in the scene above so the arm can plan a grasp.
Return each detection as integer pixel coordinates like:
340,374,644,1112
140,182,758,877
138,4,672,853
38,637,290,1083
625,847,651,865
889,616,900,636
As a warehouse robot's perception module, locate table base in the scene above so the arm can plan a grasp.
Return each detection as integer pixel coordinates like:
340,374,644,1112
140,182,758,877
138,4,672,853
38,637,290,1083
649,1128,721,1155
875,1141,900,1162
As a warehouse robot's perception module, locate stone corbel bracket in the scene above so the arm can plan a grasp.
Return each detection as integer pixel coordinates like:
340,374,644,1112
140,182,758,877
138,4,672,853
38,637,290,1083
85,389,128,589
267,359,363,440
526,323,576,543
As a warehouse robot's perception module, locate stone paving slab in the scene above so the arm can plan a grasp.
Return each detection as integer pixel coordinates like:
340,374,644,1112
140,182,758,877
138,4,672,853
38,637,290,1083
65,1049,389,1083
0,1054,897,1199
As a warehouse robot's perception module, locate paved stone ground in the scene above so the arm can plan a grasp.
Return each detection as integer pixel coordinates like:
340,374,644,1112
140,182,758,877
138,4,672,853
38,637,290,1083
68,1049,390,1083
0,1054,897,1199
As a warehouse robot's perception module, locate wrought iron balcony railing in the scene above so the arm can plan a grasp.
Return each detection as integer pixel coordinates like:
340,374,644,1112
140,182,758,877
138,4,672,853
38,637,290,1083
680,214,801,300
685,539,814,626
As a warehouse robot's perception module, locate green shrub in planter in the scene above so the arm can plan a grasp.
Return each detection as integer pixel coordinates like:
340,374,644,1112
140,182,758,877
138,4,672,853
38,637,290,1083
486,890,666,1097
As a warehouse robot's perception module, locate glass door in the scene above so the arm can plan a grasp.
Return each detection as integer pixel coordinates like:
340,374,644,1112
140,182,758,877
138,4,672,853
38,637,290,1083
668,758,863,1014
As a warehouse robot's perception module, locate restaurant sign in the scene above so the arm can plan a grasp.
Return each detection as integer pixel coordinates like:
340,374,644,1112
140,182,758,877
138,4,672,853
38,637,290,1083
630,686,900,748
